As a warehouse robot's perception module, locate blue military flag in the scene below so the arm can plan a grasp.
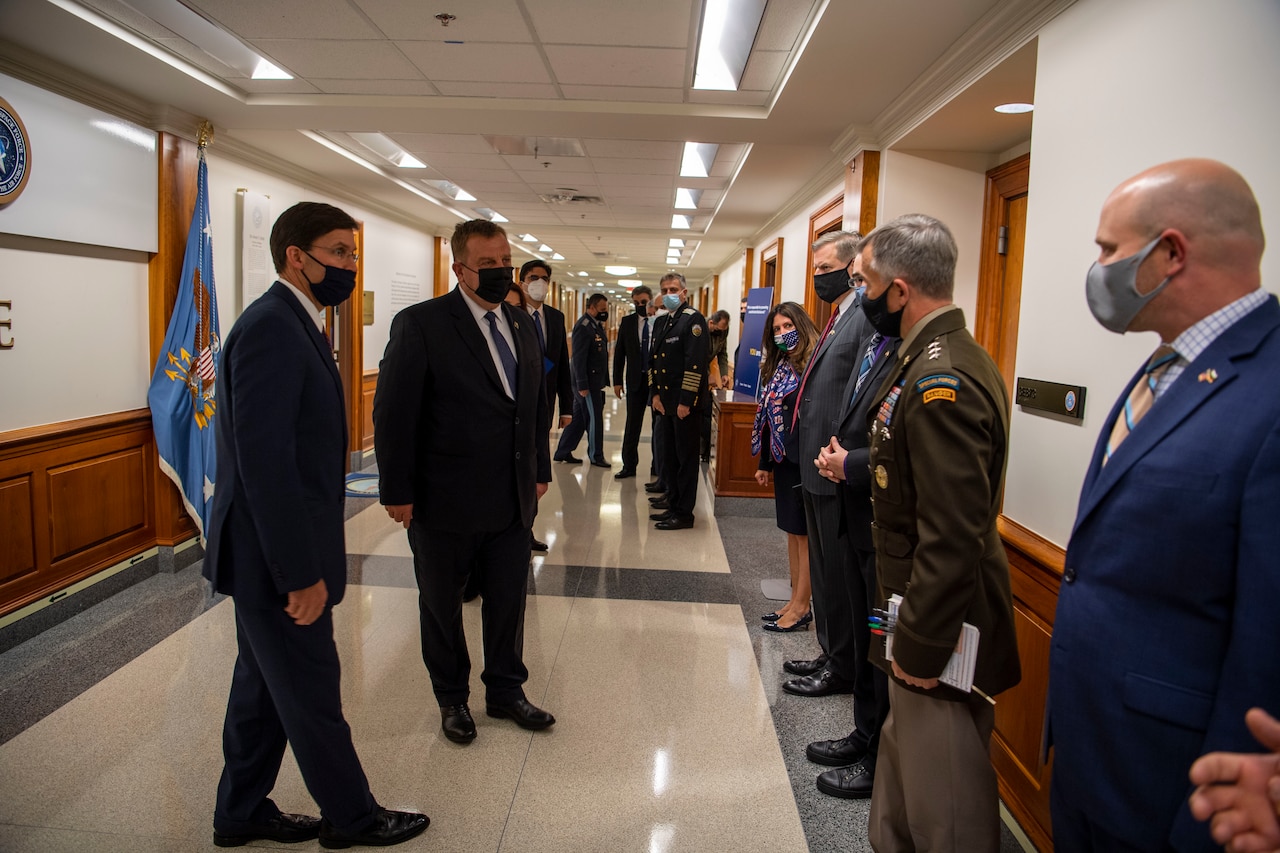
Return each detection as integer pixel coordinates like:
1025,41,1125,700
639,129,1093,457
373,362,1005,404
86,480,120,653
147,147,220,537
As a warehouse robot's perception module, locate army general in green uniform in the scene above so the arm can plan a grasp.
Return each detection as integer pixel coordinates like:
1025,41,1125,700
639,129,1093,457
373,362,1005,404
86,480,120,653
858,215,1021,852
649,273,710,530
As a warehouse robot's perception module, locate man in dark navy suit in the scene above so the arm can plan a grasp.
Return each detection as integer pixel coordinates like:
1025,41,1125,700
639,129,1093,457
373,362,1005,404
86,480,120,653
204,202,427,849
612,284,653,479
374,219,554,746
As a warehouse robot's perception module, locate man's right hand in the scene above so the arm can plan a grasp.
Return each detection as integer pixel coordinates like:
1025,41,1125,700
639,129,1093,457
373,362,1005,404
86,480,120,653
613,384,623,398
653,396,666,415
385,503,413,528
285,578,328,626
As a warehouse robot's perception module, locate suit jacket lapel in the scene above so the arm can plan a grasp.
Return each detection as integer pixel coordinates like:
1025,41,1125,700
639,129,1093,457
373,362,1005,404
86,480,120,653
448,288,506,395
269,281,347,446
1073,298,1280,532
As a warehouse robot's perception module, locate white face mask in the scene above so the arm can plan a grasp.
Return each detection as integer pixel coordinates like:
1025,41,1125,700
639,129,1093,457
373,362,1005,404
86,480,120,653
525,279,549,303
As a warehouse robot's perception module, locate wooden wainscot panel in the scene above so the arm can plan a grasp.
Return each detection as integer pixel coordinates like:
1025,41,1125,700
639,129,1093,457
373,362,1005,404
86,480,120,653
362,369,378,451
0,410,159,617
714,399,772,498
991,514,1064,853
0,474,37,586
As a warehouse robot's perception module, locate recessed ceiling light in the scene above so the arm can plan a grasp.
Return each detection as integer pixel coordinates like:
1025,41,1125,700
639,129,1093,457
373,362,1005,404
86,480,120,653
454,187,477,201
577,271,589,277
693,0,767,91
994,102,1034,114
520,234,538,243
669,238,685,248
552,253,565,260
672,215,691,229
538,244,553,253
680,142,718,178
675,188,702,210
605,265,638,276
252,58,293,80
618,279,643,287
489,211,508,223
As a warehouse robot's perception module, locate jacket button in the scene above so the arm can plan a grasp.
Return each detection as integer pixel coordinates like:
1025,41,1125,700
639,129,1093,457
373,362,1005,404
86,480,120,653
515,451,522,460
514,417,520,425
1063,567,1077,583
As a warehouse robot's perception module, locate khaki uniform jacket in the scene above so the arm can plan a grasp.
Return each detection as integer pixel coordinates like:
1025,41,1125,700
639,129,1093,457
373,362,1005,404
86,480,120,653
649,304,710,412
866,306,1021,702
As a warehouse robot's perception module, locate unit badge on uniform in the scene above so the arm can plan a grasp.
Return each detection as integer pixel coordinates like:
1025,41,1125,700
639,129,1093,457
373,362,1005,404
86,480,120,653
917,374,959,404
692,324,703,336
874,464,888,490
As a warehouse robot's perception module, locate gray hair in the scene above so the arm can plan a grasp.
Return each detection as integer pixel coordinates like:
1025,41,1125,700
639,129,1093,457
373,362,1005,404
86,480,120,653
860,214,956,300
660,272,687,288
811,229,863,264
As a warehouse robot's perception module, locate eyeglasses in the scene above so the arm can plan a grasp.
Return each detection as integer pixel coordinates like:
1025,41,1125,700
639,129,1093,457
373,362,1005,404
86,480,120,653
310,244,359,262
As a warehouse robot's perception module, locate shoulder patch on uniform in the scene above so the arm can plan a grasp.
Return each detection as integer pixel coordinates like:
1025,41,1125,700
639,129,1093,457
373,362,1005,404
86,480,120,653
917,373,959,404
691,324,703,336
682,307,696,315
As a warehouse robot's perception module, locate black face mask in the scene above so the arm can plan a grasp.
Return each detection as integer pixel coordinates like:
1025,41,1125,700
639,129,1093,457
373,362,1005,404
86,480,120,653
813,266,853,304
860,283,903,338
460,264,514,303
596,308,609,322
303,251,357,306
740,311,746,323
635,301,649,314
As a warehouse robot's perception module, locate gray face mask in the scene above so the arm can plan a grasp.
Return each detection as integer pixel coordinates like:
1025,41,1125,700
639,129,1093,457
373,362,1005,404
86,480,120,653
1085,236,1171,333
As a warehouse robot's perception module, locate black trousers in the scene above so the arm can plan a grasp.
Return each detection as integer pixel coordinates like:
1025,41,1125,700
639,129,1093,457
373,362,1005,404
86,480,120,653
656,407,701,518
802,488,858,680
650,407,665,482
847,546,889,759
215,604,376,835
555,389,606,463
407,515,531,706
620,384,648,471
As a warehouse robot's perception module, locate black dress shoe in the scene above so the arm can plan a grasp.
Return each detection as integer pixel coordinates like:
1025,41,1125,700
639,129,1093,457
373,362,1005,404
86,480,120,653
554,454,582,464
644,481,665,493
761,611,784,621
783,653,829,676
319,807,429,849
655,516,694,530
763,612,812,632
815,760,875,799
590,459,611,469
440,703,476,744
530,536,548,552
214,813,321,847
782,669,856,697
486,697,556,730
649,497,670,509
806,732,867,767
614,468,637,479
650,509,674,521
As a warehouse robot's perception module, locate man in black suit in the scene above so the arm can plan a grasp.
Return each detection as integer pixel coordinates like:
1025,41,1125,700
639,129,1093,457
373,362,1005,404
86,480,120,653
374,219,554,746
204,202,427,849
781,230,874,700
554,292,611,468
519,259,572,552
808,248,899,800
612,284,653,479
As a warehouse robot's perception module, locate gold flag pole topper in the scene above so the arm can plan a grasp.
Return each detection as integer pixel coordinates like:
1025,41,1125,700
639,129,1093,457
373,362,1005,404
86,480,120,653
196,120,214,150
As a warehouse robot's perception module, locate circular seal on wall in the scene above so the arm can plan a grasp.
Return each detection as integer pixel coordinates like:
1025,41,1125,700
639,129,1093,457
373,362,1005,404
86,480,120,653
0,97,31,205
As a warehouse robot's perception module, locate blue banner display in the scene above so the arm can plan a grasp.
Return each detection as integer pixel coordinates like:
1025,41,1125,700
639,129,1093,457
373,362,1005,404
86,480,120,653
147,148,220,536
732,287,774,401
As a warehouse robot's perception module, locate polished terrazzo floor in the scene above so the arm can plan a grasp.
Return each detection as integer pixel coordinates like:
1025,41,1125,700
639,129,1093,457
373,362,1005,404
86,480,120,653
0,397,1035,852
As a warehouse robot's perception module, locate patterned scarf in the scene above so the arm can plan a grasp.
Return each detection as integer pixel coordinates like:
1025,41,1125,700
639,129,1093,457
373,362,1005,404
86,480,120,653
751,358,799,463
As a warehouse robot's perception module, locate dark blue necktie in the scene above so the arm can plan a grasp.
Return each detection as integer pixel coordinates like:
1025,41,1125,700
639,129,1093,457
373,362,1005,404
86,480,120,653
533,310,546,352
853,333,890,402
485,311,518,397
640,317,650,371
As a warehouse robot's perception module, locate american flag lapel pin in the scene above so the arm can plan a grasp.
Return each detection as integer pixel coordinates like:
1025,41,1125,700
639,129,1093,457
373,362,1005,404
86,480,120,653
1198,368,1218,383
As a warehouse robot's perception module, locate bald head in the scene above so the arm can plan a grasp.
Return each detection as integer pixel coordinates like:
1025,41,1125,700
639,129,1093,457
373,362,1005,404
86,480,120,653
1096,159,1265,338
1108,158,1265,258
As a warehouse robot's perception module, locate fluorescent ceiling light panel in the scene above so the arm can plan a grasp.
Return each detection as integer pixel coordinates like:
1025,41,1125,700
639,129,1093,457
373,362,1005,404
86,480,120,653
693,0,767,91
577,271,589,277
671,215,692,229
674,188,702,210
552,253,565,261
252,58,292,79
475,207,508,222
605,265,638,276
618,279,643,287
110,0,295,80
680,142,718,178
350,132,426,169
395,152,426,168
669,239,685,248
538,244,554,253
454,187,477,201
520,234,539,243
994,102,1034,114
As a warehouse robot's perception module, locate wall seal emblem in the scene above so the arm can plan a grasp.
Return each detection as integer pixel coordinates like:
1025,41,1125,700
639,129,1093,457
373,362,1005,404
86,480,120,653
0,97,31,205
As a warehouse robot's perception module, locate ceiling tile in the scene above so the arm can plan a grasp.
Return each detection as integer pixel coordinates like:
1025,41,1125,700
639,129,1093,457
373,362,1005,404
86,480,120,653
353,0,533,41
434,81,560,98
560,85,684,103
597,173,677,189
544,46,686,87
739,51,789,92
582,139,682,159
312,79,439,95
250,39,424,79
592,158,677,176
412,152,510,171
388,133,496,154
153,38,242,79
528,0,696,48
238,77,322,94
399,42,550,83
186,0,382,39
755,0,820,51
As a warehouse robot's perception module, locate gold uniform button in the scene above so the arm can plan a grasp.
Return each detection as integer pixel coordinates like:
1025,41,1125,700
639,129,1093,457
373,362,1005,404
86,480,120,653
874,465,888,490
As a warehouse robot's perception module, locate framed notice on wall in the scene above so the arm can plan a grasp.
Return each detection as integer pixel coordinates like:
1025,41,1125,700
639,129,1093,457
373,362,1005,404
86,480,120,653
238,189,272,309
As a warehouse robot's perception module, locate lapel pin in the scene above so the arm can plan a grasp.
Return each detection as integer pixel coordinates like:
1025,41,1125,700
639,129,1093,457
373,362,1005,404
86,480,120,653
1198,368,1218,383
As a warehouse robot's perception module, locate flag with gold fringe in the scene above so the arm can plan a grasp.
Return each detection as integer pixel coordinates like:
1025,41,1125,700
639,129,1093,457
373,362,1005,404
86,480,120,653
147,142,219,537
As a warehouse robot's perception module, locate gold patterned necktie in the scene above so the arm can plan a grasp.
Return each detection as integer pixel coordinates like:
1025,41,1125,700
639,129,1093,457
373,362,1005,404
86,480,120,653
1104,344,1178,463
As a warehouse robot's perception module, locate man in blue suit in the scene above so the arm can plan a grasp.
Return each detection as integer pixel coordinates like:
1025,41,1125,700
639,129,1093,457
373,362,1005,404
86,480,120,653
1050,159,1280,852
204,202,427,849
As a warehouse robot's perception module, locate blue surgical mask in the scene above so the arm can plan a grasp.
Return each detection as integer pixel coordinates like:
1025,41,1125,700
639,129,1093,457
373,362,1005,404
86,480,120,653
774,329,800,351
1085,236,1171,333
303,251,357,306
662,293,682,311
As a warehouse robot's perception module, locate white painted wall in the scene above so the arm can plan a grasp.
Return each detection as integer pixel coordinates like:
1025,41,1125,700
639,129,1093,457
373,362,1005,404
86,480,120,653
0,244,150,432
1003,0,1280,546
878,151,986,319
204,153,436,372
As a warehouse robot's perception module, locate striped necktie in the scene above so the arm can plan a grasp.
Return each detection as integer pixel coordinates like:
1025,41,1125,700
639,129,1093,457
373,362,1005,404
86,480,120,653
853,333,888,401
791,306,839,429
1104,344,1178,463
